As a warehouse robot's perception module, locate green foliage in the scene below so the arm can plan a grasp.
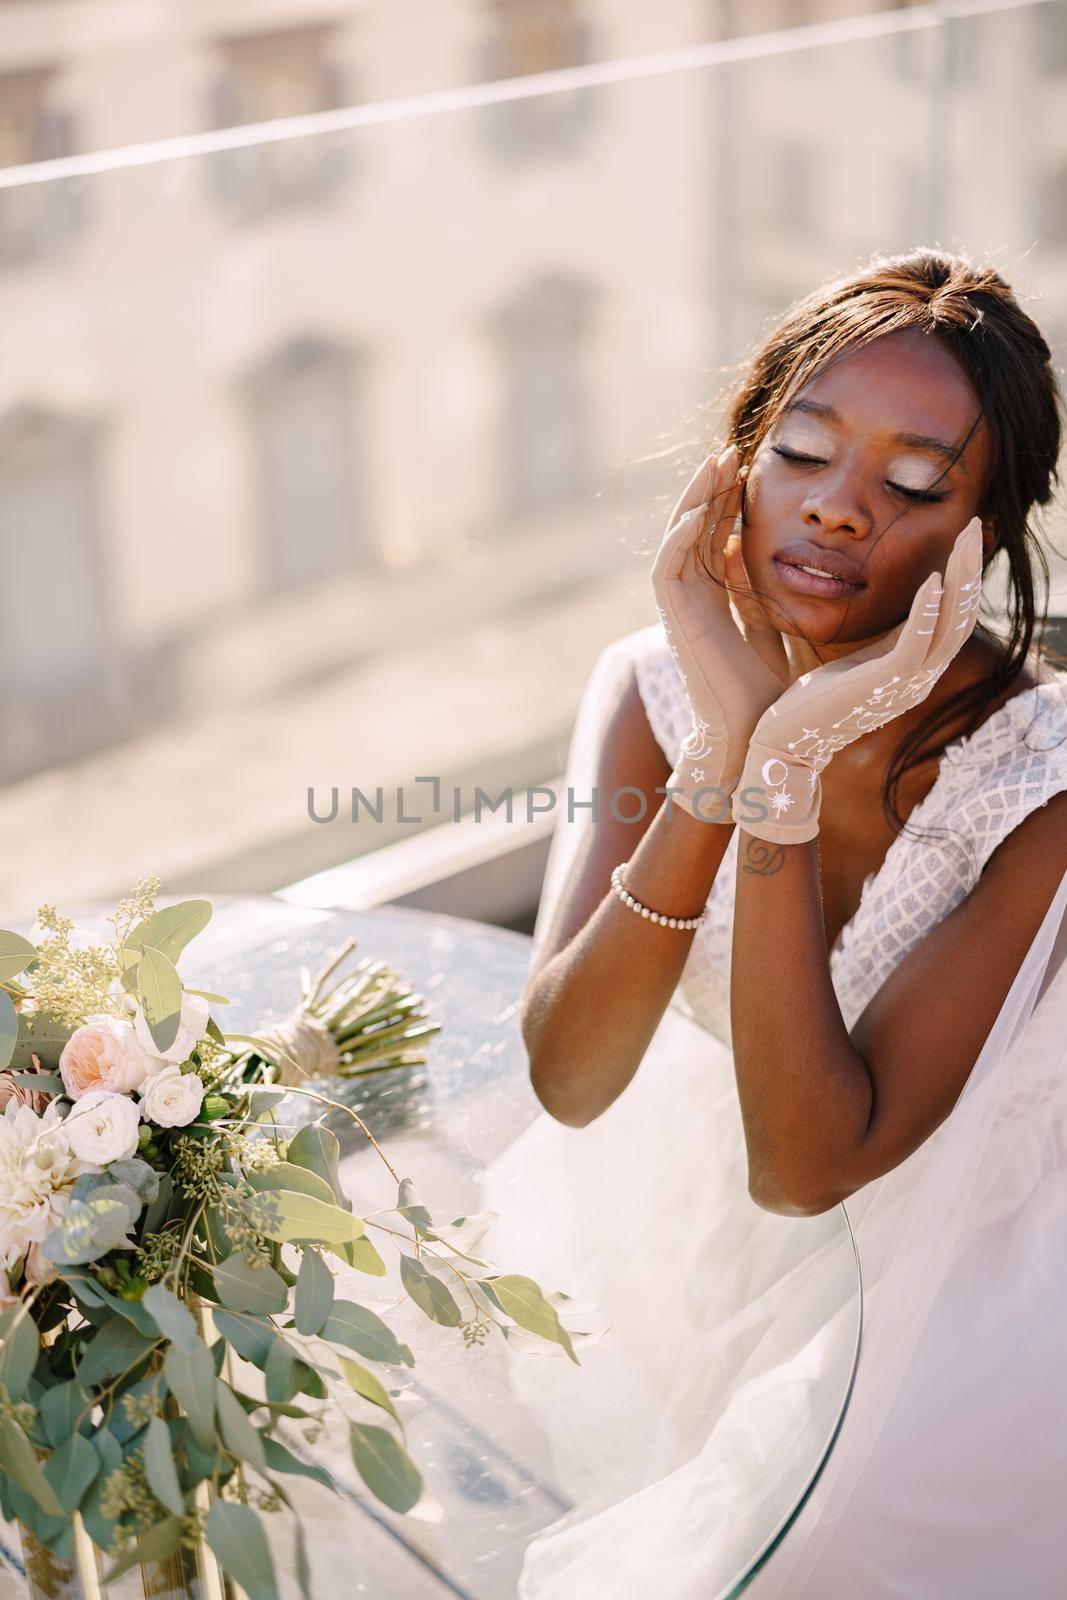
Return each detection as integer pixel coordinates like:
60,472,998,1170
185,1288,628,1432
0,885,579,1583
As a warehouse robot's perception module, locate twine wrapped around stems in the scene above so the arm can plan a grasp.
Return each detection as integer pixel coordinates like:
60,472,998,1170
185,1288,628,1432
235,936,441,1087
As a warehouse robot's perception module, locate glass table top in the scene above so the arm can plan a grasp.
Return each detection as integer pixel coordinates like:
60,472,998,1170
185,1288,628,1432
0,894,861,1600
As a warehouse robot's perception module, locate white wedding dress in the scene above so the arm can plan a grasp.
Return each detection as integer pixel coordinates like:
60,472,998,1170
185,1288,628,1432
483,621,1067,1599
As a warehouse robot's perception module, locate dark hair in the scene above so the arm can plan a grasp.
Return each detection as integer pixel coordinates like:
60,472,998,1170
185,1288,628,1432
681,247,1066,843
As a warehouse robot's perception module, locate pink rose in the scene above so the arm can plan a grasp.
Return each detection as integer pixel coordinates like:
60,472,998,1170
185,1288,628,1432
59,1015,158,1101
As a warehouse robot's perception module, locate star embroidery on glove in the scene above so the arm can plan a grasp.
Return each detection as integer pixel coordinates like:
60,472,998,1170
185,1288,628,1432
692,768,705,782
770,789,794,817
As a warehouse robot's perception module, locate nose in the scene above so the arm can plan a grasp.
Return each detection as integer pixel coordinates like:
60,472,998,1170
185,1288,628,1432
801,468,875,541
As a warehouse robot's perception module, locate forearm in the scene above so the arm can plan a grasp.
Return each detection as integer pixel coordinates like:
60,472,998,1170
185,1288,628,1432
523,802,733,1127
729,828,873,1214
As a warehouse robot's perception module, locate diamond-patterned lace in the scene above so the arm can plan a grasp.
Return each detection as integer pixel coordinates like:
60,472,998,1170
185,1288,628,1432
627,622,1067,1047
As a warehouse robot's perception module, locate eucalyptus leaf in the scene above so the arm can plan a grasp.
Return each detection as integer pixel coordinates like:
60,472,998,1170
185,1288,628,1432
8,1010,70,1072
142,1170,174,1236
0,1302,40,1402
215,1379,268,1475
211,1255,288,1316
320,1302,414,1368
141,1416,184,1516
0,991,18,1072
246,1163,336,1205
2,1476,69,1550
43,1183,142,1268
103,1515,184,1584
294,1248,334,1336
8,1071,63,1095
142,1285,199,1353
399,1255,462,1329
0,931,37,985
106,1158,160,1204
163,1339,216,1449
80,1429,122,1553
349,1423,422,1514
41,1433,99,1512
186,988,230,1005
483,1275,579,1364
264,1339,301,1406
135,946,183,1056
209,1310,290,1374
0,1416,64,1516
330,1236,387,1276
68,1273,159,1339
243,1189,366,1246
205,1501,279,1600
396,1177,435,1234
124,900,212,968
40,1381,90,1448
261,1436,337,1493
77,1319,157,1390
337,1358,401,1427
286,1125,346,1206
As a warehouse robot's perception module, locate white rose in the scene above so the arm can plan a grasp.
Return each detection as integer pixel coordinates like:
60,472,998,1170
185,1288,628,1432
62,1090,141,1165
133,991,211,1067
59,1015,159,1100
140,1066,205,1129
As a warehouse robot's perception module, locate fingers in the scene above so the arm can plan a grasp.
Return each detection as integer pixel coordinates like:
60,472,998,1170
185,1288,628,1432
667,442,737,534
923,517,984,667
654,445,742,588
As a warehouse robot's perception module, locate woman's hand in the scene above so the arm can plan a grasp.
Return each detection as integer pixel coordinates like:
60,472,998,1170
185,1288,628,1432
730,517,984,844
652,444,795,821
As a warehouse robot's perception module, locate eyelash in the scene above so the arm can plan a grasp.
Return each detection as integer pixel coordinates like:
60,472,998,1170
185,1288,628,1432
771,445,949,505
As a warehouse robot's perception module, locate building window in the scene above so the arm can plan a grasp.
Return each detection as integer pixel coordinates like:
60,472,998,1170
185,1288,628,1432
0,408,115,775
0,69,81,268
243,336,376,593
477,1,597,163
490,274,597,519
207,26,353,220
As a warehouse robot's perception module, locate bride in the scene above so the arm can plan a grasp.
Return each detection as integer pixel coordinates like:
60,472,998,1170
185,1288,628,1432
488,249,1067,1597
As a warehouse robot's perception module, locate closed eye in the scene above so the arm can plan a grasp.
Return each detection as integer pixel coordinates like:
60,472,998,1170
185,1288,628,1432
771,445,949,505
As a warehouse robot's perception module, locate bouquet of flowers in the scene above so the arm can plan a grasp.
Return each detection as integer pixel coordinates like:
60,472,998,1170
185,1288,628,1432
0,879,592,1598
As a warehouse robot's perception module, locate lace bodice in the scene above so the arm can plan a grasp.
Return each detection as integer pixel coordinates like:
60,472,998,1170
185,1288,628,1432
627,622,1067,1047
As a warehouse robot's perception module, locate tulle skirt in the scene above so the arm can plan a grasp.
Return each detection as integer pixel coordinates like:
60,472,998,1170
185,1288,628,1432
482,917,1067,1599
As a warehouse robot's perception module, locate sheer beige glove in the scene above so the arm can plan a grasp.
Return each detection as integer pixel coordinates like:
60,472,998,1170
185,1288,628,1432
731,518,984,844
652,444,791,821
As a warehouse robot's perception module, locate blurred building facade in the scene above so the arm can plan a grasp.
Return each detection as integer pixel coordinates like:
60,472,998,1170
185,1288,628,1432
0,1,1063,915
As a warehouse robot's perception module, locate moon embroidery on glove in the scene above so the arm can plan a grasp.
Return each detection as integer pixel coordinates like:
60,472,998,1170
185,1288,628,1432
760,757,790,788
681,715,716,759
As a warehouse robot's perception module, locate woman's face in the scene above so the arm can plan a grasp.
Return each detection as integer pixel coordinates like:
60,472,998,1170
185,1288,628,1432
739,327,996,650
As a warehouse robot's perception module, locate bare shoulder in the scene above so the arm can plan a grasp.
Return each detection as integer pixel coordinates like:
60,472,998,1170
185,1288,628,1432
977,786,1067,903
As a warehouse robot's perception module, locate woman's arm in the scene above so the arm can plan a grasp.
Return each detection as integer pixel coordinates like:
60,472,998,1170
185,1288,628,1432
730,789,1067,1216
521,663,734,1128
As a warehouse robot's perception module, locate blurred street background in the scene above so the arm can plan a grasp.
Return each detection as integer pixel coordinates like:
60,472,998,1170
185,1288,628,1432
0,0,1064,925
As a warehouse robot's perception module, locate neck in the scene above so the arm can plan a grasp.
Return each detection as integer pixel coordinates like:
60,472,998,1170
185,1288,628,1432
782,628,899,685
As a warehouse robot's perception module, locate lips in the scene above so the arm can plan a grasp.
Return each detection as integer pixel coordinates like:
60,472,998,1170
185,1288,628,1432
773,542,867,589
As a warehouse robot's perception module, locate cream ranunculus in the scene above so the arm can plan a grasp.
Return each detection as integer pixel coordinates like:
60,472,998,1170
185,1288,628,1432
133,991,211,1067
140,1066,205,1129
59,1015,160,1100
62,1090,141,1166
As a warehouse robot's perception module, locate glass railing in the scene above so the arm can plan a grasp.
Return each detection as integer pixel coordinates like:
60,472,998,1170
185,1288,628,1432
0,0,1063,921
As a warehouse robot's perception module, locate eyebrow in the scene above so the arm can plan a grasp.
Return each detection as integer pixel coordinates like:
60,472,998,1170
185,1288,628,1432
782,399,967,473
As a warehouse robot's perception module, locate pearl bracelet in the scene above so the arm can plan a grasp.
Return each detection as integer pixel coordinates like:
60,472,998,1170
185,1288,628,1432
610,862,707,930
